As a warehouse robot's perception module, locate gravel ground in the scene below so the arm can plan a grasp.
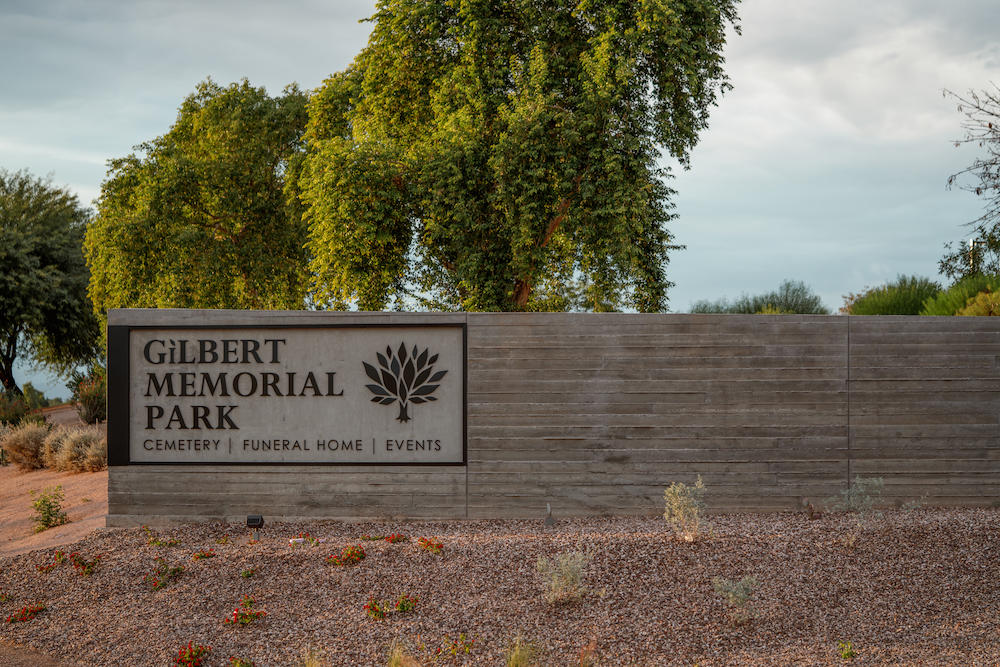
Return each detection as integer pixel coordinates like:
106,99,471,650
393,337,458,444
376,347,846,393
0,509,997,666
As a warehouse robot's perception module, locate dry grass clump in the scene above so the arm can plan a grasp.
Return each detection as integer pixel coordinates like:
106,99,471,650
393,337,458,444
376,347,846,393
536,550,591,604
386,640,421,667
0,422,50,470
505,635,538,667
53,426,107,472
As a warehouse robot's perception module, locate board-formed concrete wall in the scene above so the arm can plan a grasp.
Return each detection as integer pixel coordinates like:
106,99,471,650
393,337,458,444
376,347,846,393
107,310,1000,525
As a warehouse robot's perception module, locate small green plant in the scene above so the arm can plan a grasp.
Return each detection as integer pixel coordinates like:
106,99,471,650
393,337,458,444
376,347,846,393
142,525,181,547
325,544,366,567
536,550,590,604
31,485,69,533
418,537,443,554
228,657,256,667
712,576,759,625
505,635,537,667
0,590,9,602
36,549,69,573
240,567,257,579
174,641,211,666
70,551,102,576
216,534,230,544
192,548,216,560
144,556,184,590
431,633,475,659
364,595,389,621
838,640,856,660
224,595,267,626
828,476,884,515
290,532,322,548
385,533,408,543
663,475,706,541
364,594,418,621
6,603,45,623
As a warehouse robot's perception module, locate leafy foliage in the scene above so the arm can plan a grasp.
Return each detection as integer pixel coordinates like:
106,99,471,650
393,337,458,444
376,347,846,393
691,280,830,314
31,485,69,532
86,79,310,320
663,475,707,541
712,575,759,625
920,274,1000,315
69,364,106,424
363,343,447,422
940,86,1000,281
536,550,591,604
957,288,1000,315
841,275,941,315
0,170,101,396
301,0,740,312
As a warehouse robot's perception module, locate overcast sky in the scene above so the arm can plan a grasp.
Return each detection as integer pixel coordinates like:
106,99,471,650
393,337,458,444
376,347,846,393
3,0,997,397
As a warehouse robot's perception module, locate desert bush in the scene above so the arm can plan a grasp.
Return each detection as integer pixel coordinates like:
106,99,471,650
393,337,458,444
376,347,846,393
386,641,420,667
0,391,29,426
41,428,69,469
31,485,69,532
843,275,941,315
536,550,590,604
1,422,50,470
54,426,106,472
663,475,706,541
828,476,884,516
957,288,1000,315
712,575,759,625
691,280,830,314
921,274,999,315
506,636,537,667
70,365,106,424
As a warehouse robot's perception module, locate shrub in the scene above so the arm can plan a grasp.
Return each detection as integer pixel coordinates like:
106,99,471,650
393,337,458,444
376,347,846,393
921,274,1000,315
536,550,590,604
70,365,106,424
41,428,68,468
691,280,830,314
712,575,759,625
957,289,1000,315
54,426,106,472
843,275,941,315
31,486,69,533
1,422,49,470
828,476,884,516
663,475,707,541
0,392,29,426
387,641,421,667
505,636,537,667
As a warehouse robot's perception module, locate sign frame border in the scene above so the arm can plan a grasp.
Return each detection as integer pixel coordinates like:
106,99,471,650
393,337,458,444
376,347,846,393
107,323,468,467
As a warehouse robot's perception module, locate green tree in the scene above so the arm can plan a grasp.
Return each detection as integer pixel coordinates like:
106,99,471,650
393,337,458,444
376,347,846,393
0,170,100,396
840,275,941,315
690,279,830,314
301,0,740,312
85,79,310,318
940,86,1000,280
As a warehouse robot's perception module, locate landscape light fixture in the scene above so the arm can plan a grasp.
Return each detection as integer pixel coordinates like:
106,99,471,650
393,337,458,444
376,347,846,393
247,514,264,542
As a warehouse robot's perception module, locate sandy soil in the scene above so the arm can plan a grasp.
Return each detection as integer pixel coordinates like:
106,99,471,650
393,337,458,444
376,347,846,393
0,466,107,667
0,467,108,559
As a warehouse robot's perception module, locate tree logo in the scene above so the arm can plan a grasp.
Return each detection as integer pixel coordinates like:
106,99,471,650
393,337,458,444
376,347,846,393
363,343,447,423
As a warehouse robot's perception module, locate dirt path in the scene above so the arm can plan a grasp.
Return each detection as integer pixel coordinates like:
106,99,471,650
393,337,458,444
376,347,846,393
0,466,106,666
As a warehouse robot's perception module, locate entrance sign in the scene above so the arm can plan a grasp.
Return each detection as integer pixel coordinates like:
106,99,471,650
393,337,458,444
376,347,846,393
109,323,466,465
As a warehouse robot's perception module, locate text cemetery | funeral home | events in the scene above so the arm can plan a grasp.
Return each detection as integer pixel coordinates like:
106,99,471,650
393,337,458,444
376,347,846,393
109,316,466,465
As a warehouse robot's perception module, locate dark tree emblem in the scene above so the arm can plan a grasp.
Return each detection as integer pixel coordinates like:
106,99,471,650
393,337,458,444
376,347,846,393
363,343,447,423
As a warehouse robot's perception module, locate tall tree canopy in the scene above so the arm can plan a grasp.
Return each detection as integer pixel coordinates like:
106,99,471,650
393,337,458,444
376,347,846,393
0,170,100,395
940,85,1000,280
85,79,310,316
301,0,740,312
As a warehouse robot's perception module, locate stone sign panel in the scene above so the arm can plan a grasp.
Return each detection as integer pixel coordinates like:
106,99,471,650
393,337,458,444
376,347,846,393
110,323,466,465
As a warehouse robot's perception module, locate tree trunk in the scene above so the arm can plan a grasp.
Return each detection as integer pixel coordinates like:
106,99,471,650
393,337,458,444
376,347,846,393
0,331,21,396
396,401,410,423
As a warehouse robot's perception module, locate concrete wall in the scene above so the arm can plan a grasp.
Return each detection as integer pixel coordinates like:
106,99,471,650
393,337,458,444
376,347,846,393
108,311,1000,525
